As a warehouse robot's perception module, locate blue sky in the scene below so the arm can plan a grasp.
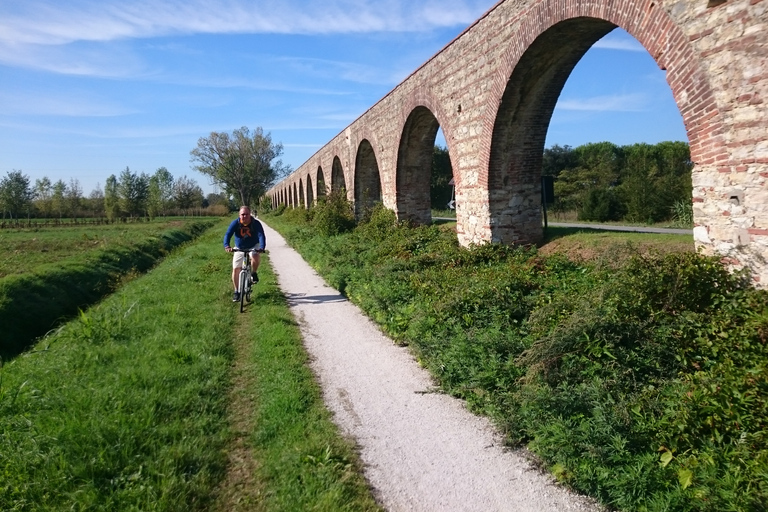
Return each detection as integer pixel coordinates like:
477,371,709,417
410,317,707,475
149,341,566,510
0,0,687,197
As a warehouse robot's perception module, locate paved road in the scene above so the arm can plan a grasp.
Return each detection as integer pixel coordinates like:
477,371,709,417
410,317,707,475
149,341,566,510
434,217,692,236
262,222,603,512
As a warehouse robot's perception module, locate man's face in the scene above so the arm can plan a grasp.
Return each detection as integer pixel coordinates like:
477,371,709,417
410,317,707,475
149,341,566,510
239,210,251,224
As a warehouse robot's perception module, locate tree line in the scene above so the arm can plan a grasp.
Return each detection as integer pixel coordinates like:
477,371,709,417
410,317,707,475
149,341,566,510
0,125,291,222
431,140,693,225
0,167,227,221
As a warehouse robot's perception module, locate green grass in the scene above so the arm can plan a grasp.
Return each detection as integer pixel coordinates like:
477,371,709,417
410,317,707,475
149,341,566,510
262,204,768,512
0,220,381,511
0,219,216,358
0,218,212,278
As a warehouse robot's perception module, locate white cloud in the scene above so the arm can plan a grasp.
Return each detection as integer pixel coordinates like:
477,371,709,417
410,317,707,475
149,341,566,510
557,93,648,112
593,33,646,52
0,0,491,46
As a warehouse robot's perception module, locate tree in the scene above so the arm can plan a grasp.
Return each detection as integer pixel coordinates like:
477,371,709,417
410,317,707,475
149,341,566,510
431,145,453,209
117,167,149,217
147,167,174,219
190,126,290,207
104,174,121,220
173,175,204,210
0,170,34,219
66,178,83,218
51,179,67,218
34,177,53,218
88,184,105,216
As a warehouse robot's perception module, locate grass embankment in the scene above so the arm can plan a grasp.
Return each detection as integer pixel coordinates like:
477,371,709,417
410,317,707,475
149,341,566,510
0,219,215,358
0,220,381,511
263,202,767,512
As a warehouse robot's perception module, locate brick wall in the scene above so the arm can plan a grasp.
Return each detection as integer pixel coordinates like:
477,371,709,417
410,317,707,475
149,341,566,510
269,0,768,284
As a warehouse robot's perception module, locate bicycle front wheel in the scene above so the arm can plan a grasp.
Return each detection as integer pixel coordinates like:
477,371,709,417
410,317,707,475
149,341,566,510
239,270,248,313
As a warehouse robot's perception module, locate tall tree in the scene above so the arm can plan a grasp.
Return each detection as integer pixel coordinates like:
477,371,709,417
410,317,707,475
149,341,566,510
431,145,453,209
117,167,149,217
190,126,290,206
173,175,204,210
104,174,121,220
0,170,34,219
147,167,174,219
51,179,68,219
34,177,53,218
66,178,83,218
88,184,105,216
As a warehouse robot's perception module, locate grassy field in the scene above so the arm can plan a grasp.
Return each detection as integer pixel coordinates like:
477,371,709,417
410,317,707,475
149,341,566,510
262,202,767,512
0,218,215,358
0,220,380,511
0,218,208,278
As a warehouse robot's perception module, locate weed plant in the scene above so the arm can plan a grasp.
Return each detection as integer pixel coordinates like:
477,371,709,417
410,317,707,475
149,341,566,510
264,203,768,512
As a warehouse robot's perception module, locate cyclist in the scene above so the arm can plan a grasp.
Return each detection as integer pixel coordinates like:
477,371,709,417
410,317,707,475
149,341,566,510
224,205,266,302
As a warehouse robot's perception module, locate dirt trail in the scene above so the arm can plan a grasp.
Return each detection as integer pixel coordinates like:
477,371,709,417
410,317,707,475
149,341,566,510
262,222,603,512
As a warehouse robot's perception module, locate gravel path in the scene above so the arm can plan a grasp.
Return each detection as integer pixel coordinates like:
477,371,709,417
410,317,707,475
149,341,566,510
263,222,604,512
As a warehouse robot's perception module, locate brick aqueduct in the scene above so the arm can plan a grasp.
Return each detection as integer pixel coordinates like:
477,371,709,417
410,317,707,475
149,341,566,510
267,0,768,283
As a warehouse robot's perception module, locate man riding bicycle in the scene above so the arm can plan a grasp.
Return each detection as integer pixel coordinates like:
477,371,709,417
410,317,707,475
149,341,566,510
224,206,266,302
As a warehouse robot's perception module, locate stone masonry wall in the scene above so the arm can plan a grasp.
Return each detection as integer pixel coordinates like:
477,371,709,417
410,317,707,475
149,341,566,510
269,0,768,284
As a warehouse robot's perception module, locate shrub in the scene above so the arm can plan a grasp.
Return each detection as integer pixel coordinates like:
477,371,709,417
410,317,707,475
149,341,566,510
312,191,356,236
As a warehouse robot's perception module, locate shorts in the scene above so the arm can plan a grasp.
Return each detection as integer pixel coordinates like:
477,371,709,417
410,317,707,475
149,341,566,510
232,248,256,268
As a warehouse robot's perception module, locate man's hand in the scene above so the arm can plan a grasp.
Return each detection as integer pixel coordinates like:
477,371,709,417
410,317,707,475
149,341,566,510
225,246,233,253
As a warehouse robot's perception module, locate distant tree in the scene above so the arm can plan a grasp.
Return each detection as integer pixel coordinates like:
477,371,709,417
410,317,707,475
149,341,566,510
431,145,453,209
0,170,34,219
173,175,204,209
190,126,291,206
147,167,174,219
541,144,577,177
88,184,105,216
34,177,53,218
117,167,149,217
51,179,67,219
66,178,83,218
104,174,121,220
205,192,228,207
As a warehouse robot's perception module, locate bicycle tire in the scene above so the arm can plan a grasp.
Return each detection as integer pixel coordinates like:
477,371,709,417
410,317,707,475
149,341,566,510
239,270,248,313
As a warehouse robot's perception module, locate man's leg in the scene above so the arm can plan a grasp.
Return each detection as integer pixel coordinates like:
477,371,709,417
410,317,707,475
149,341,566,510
232,267,241,291
251,252,261,272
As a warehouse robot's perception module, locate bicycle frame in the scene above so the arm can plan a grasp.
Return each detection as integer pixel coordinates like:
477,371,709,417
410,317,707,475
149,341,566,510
233,248,254,313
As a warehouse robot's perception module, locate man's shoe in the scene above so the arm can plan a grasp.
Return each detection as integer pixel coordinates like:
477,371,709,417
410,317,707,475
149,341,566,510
252,272,259,284
232,291,240,302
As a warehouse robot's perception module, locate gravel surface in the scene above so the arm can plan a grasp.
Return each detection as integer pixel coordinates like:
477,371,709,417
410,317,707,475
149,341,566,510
263,222,605,512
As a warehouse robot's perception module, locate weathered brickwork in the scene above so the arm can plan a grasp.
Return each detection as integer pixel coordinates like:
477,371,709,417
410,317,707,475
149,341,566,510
269,0,768,284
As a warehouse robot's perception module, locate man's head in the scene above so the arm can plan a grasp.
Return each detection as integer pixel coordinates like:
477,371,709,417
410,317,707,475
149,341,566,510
239,206,251,224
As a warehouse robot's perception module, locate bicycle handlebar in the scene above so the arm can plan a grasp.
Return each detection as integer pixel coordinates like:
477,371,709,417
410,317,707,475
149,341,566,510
229,247,265,253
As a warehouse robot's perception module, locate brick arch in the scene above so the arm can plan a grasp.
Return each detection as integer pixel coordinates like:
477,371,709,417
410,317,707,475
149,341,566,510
482,0,726,244
298,178,305,208
316,165,327,199
354,139,382,216
306,174,314,207
331,156,346,193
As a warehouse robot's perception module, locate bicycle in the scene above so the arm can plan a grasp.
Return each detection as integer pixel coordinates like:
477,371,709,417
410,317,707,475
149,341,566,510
232,248,262,313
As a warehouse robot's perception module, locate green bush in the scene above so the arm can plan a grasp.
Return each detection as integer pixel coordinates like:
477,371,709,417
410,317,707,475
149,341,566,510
263,208,768,512
312,191,356,236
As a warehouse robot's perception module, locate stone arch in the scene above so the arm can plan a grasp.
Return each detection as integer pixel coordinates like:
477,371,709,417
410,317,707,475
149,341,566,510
331,157,346,193
307,174,314,207
299,178,305,208
354,139,382,217
316,166,327,199
483,0,726,245
396,106,441,224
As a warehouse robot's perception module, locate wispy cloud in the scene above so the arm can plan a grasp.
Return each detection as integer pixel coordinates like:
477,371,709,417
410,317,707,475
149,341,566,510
593,33,646,52
557,93,648,112
0,91,140,117
0,0,490,46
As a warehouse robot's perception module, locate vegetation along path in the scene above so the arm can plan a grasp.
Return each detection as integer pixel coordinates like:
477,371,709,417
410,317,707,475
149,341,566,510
262,222,603,512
